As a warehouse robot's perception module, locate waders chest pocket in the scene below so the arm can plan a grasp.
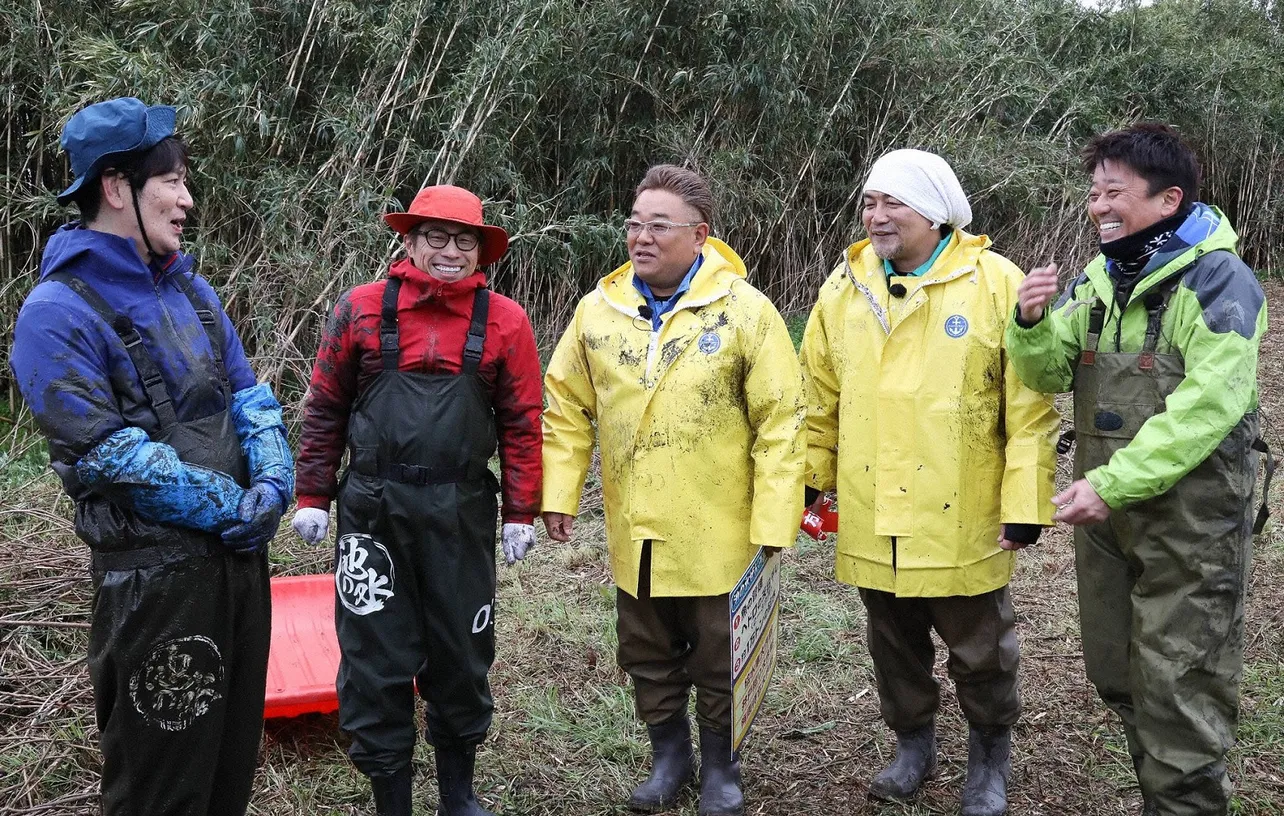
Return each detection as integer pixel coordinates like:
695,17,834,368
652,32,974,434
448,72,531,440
1077,402,1159,440
1094,411,1125,432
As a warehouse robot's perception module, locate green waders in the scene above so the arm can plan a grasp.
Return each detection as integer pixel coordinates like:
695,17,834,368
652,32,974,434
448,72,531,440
334,279,499,777
50,272,270,816
1072,282,1261,815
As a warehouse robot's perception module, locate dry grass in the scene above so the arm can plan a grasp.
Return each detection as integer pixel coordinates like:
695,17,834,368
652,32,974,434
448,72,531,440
2,284,1282,815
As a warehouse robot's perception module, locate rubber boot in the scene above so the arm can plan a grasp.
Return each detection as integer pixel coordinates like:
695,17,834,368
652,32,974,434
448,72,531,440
629,713,695,811
435,746,496,816
371,765,413,816
960,724,1011,816
868,723,937,801
697,725,743,816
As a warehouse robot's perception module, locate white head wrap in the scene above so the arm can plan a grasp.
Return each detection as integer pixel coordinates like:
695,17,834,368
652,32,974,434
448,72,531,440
862,149,972,230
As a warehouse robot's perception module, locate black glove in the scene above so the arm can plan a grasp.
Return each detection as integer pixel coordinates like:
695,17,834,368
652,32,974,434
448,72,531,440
1002,523,1042,546
222,483,283,552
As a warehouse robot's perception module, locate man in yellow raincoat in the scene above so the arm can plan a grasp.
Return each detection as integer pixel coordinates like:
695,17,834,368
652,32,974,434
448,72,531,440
800,150,1059,816
542,164,805,816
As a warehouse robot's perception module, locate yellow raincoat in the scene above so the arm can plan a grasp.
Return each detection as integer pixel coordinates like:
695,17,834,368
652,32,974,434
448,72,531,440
543,238,806,597
801,230,1059,597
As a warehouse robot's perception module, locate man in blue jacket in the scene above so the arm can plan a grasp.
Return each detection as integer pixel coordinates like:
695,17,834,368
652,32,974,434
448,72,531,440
10,97,293,816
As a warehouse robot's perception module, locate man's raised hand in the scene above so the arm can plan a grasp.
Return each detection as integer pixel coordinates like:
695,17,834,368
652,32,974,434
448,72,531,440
1018,262,1061,325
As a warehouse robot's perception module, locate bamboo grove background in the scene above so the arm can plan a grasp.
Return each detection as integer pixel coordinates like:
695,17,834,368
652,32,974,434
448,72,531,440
4,0,1284,403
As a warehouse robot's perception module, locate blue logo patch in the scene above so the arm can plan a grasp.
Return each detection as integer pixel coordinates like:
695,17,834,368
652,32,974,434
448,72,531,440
944,315,969,338
697,332,721,354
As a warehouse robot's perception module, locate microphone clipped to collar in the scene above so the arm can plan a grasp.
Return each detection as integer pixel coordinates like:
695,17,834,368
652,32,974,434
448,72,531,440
888,282,907,298
633,303,655,332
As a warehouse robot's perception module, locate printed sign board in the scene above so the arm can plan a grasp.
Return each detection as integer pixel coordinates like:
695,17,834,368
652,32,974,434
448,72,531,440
729,547,781,751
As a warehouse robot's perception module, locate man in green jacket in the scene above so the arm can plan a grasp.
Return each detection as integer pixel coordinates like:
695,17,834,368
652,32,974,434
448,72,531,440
1008,123,1269,816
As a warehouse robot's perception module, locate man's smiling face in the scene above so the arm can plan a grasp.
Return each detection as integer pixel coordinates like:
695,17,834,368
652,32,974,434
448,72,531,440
1087,159,1182,242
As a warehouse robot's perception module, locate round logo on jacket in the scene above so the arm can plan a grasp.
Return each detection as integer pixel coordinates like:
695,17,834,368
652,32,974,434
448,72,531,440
130,635,224,731
336,533,396,615
698,331,722,354
944,315,969,338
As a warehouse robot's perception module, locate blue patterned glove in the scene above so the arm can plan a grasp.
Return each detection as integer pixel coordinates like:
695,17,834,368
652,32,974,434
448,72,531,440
221,483,283,551
76,427,245,533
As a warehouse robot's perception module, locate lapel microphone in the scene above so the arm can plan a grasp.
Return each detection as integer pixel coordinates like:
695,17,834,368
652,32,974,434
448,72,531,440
638,304,654,319
888,283,907,298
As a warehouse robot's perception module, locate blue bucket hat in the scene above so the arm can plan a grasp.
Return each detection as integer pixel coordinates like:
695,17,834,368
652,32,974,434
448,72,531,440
57,97,177,206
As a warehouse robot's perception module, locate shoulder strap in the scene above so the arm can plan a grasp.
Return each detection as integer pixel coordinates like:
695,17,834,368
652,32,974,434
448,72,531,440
167,271,232,395
1137,276,1182,369
462,288,490,377
380,277,403,371
1080,300,1107,366
46,271,180,429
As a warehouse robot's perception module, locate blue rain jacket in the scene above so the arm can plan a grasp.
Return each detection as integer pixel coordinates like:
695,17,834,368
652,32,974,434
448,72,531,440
10,224,290,532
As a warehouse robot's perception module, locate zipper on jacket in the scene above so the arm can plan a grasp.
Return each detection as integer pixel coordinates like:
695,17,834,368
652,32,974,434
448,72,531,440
644,327,661,384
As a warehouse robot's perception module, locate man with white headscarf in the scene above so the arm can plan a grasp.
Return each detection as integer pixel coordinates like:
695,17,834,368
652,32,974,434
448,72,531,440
799,149,1059,815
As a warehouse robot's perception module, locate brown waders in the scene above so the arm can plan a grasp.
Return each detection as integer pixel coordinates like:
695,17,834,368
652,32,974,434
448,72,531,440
334,279,499,815
616,542,739,814
1072,283,1261,815
51,272,270,816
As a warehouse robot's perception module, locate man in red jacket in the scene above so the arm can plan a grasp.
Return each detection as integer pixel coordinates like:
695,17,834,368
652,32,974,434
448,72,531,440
292,186,542,816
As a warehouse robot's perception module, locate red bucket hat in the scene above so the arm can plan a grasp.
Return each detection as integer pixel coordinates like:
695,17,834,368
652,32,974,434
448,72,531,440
384,185,509,267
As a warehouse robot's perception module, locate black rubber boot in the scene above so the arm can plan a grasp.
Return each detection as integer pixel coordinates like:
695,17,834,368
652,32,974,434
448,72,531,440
697,725,744,816
435,746,496,816
629,713,695,812
371,765,413,816
868,723,937,801
960,724,1011,816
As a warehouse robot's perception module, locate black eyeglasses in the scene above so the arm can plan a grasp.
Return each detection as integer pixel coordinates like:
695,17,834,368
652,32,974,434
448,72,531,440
411,228,479,252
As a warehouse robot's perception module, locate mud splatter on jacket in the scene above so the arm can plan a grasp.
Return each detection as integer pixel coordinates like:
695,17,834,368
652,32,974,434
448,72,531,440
295,258,543,524
1006,205,1266,508
542,238,806,597
10,224,291,533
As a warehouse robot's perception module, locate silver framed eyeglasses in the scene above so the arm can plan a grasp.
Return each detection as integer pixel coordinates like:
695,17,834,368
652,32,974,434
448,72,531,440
623,219,703,237
411,228,479,252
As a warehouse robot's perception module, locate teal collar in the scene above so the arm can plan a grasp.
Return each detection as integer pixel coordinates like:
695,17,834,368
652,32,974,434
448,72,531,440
883,231,952,278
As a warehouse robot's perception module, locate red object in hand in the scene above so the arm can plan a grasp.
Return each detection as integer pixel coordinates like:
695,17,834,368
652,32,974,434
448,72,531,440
800,493,839,540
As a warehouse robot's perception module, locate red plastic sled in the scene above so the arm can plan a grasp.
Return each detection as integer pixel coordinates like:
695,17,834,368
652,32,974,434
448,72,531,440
264,574,341,719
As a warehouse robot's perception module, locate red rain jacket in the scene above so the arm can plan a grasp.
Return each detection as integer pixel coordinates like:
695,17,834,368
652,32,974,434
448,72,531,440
296,259,542,524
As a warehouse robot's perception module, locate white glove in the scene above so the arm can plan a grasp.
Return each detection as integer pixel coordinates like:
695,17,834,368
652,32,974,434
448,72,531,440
501,523,536,565
291,507,330,544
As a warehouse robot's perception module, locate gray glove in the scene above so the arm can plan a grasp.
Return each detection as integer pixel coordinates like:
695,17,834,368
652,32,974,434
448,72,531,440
291,507,330,544
501,523,536,565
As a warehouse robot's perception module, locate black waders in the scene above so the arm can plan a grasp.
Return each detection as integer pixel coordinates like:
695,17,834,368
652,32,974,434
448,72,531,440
334,279,500,814
51,271,270,816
